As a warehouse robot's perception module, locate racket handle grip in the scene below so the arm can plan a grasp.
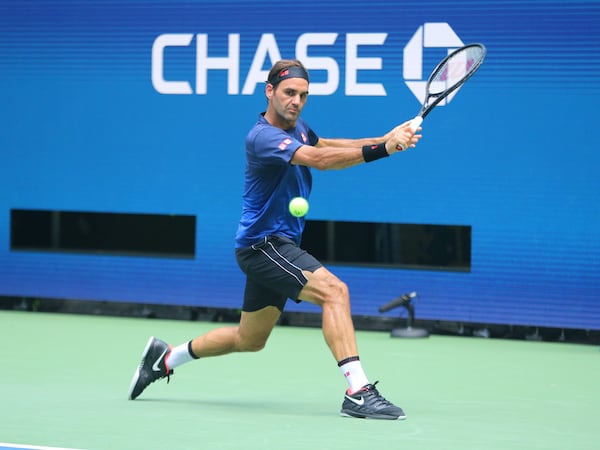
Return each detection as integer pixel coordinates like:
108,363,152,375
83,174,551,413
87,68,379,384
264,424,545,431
410,116,423,132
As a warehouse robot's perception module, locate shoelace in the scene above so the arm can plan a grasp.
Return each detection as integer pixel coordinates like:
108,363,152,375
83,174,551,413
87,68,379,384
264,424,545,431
362,381,394,407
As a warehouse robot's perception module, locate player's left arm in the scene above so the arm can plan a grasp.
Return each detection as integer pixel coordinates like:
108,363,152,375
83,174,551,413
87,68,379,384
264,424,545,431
316,120,418,149
292,125,420,170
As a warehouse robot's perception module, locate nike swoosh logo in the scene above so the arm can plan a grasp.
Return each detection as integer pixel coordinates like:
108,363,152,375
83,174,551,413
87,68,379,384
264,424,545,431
345,395,365,406
152,347,169,372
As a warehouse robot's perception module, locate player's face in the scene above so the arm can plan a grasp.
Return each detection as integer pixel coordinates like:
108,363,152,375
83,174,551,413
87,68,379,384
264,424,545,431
267,77,309,128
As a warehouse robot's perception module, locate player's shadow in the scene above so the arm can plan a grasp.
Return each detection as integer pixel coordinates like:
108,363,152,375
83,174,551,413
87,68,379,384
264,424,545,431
134,396,333,418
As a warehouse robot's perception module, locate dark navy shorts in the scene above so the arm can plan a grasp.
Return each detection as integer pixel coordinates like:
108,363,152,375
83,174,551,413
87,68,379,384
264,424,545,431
235,235,323,312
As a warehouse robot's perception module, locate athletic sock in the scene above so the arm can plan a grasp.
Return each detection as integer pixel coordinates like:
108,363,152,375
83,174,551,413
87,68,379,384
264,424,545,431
338,356,369,394
165,340,198,369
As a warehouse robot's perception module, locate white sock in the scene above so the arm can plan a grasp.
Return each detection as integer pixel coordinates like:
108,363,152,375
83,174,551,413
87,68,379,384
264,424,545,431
166,341,197,370
338,357,369,394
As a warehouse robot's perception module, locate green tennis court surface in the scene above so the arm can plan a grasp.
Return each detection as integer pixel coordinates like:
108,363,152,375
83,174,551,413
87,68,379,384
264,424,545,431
0,444,79,450
1,310,598,450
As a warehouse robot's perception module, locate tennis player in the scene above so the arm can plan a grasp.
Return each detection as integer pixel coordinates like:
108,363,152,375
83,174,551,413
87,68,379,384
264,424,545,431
129,59,421,420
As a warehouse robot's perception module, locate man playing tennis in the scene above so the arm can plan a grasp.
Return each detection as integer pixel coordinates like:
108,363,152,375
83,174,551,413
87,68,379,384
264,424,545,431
129,59,421,420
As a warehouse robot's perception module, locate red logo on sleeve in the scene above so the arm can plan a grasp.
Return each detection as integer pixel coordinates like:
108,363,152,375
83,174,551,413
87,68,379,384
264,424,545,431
278,138,293,150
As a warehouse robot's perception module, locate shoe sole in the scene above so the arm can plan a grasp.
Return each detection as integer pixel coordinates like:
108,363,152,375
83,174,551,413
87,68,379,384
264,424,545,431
340,411,407,420
127,336,155,400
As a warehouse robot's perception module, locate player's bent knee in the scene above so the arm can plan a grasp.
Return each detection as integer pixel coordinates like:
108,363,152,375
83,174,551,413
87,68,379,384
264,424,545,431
301,269,351,307
241,342,266,352
237,338,267,352
322,279,350,306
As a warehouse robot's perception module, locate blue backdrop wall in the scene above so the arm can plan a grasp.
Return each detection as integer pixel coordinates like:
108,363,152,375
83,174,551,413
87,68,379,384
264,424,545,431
1,0,599,329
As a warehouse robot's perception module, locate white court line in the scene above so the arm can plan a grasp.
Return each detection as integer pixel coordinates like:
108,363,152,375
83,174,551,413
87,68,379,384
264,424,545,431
0,443,80,450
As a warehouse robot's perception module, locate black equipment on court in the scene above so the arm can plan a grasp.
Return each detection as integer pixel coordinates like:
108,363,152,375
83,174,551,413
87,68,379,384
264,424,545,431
378,292,429,338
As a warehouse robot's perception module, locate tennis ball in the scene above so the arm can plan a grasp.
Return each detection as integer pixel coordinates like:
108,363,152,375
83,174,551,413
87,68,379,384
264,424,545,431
289,196,309,217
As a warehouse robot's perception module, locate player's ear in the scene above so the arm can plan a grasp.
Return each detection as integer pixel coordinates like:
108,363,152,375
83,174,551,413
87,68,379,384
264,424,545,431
266,83,274,100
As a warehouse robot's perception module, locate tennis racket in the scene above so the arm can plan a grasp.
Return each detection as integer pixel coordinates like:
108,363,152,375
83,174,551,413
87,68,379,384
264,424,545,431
409,43,487,132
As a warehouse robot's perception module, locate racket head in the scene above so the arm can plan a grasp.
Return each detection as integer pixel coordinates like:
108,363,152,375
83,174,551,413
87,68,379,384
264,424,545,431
421,43,487,118
427,43,486,94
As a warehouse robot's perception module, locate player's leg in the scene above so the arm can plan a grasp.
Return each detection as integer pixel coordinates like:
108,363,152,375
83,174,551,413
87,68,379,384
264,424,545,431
297,267,357,361
298,266,406,420
128,306,281,400
297,267,365,388
128,254,285,401
188,305,281,357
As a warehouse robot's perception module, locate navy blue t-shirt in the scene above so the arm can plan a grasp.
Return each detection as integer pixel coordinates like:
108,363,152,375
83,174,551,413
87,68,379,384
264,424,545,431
235,114,319,248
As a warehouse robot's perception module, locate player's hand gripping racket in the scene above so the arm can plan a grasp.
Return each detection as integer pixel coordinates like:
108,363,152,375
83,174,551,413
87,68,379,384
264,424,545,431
409,43,487,132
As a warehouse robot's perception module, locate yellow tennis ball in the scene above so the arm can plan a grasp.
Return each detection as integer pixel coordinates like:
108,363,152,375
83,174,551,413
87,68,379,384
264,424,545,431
289,196,309,217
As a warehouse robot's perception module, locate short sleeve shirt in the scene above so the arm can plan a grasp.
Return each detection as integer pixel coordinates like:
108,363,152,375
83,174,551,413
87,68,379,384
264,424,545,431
235,114,319,248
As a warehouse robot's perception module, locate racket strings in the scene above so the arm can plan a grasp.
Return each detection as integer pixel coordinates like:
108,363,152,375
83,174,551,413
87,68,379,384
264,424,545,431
428,46,485,95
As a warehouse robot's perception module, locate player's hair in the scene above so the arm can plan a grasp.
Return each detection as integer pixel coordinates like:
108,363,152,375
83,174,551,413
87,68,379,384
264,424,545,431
266,60,309,88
